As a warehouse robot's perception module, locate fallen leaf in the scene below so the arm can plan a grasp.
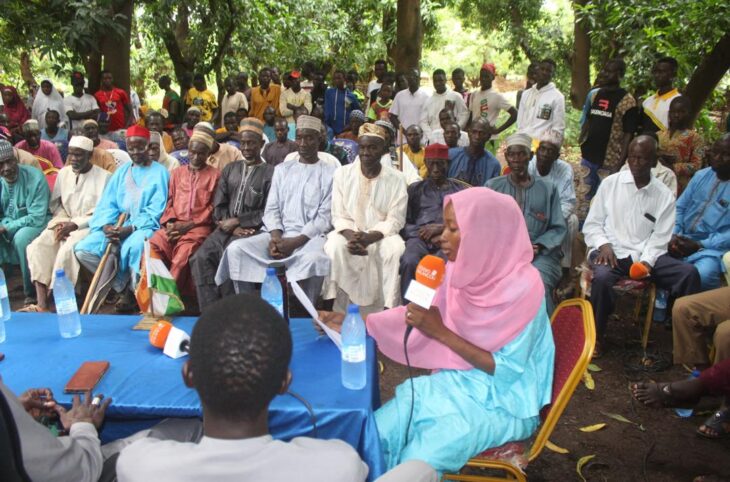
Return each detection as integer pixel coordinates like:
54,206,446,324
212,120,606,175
545,440,569,454
601,412,637,425
579,423,607,432
587,363,602,372
577,454,596,481
582,370,595,390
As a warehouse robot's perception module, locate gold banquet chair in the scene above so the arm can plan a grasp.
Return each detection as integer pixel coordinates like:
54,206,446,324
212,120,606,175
442,299,596,482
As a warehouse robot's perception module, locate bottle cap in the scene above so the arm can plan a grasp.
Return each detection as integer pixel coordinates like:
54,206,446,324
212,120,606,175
55,269,66,277
266,267,276,276
347,304,359,314
691,369,701,378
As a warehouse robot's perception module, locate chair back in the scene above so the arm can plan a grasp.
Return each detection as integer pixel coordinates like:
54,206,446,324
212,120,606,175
0,389,31,482
528,298,595,462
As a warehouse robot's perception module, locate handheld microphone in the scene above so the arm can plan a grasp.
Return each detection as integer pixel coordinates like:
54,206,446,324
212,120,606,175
149,320,190,359
404,255,446,341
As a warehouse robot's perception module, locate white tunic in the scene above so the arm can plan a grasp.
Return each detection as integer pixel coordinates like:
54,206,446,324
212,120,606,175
215,157,336,285
27,164,110,286
419,88,469,140
516,82,566,141
324,161,407,308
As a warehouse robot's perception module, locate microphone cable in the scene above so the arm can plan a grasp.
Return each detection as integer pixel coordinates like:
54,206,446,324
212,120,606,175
402,327,415,445
286,389,318,438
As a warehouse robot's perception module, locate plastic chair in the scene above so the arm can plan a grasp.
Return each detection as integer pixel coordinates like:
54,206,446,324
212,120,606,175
442,299,596,482
578,265,656,350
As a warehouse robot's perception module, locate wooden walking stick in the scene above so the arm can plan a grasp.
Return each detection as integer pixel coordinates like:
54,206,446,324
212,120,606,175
80,213,127,314
398,125,404,171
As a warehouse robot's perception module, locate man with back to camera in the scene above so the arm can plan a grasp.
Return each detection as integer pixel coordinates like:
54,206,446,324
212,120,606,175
115,293,437,481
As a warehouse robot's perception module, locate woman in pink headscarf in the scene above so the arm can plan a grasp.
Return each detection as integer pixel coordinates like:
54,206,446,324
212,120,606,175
324,187,555,474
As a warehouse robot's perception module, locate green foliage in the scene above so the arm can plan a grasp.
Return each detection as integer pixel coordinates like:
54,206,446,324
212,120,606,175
0,0,126,77
575,0,730,93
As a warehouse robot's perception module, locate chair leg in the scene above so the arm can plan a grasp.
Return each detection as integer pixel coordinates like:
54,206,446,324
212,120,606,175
641,284,657,351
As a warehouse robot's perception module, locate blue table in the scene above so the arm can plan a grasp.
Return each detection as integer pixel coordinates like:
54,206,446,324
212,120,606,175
0,313,385,480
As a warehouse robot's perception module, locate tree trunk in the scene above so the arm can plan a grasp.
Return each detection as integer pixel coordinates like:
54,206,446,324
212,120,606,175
382,5,397,66
19,52,35,86
570,0,591,109
100,0,134,94
684,32,730,122
392,0,423,74
84,51,103,93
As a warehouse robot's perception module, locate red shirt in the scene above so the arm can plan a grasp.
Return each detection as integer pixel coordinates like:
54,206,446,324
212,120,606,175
94,87,129,131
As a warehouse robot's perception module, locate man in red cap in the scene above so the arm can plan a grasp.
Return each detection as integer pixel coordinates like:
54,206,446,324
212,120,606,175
467,63,517,150
279,70,312,124
75,124,171,312
398,142,466,297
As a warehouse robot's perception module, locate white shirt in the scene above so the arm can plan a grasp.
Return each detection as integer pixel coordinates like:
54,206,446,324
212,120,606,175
582,170,675,267
390,88,429,142
427,128,469,147
528,157,576,218
419,88,469,140
63,93,99,129
620,161,678,197
221,91,249,119
516,82,566,140
117,434,368,482
468,88,513,140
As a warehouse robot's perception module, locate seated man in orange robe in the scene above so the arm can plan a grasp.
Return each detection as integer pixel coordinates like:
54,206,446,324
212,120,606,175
149,131,221,296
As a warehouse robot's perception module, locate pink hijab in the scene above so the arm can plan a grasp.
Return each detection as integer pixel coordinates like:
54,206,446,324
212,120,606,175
366,187,544,370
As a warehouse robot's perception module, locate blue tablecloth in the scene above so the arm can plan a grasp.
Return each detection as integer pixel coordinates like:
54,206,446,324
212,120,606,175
0,313,385,479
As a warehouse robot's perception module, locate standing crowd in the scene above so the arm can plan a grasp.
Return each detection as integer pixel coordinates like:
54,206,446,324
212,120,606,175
0,54,728,480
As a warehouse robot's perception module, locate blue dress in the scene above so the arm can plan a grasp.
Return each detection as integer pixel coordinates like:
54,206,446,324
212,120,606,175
375,301,555,475
74,161,169,284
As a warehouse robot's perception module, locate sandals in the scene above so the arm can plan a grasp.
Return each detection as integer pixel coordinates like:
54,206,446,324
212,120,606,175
18,304,48,313
697,409,730,439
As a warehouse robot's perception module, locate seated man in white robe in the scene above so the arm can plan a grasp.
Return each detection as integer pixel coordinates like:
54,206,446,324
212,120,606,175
324,124,408,312
215,115,336,304
528,129,578,271
25,136,110,312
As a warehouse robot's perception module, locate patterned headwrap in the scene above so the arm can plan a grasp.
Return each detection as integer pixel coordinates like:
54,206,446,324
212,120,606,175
350,110,366,122
539,129,564,148
22,119,40,132
296,115,322,132
0,139,14,162
238,117,264,136
189,131,214,149
505,133,532,150
68,136,94,152
358,123,386,141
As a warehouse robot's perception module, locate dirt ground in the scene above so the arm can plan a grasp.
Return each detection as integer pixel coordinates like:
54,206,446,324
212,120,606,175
378,302,730,482
6,269,730,481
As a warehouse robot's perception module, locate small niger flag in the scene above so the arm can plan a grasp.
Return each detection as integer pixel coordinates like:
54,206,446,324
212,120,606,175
136,240,184,316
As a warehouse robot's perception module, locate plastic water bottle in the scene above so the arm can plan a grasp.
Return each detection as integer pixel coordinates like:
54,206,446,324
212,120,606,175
341,304,367,390
261,268,284,317
0,268,10,343
675,370,701,417
653,288,668,322
53,269,81,338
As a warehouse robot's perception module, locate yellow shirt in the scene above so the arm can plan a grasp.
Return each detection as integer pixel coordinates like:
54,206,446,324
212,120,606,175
250,84,282,121
186,88,218,121
403,145,427,177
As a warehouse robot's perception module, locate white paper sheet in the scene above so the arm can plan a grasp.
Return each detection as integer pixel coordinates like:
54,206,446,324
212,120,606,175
290,280,342,350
